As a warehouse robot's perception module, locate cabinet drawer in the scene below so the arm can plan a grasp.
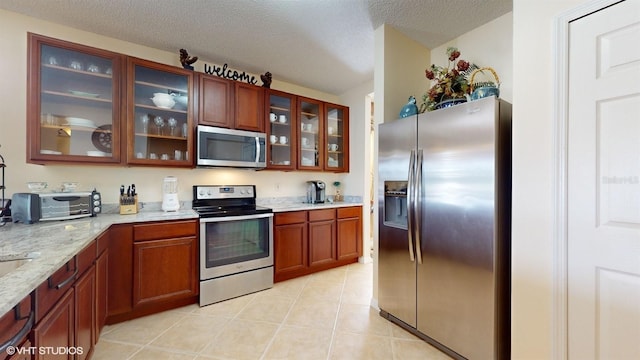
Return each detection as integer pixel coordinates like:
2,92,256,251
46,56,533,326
337,206,361,219
134,220,197,242
35,258,77,322
0,294,33,351
77,240,96,276
275,211,306,225
308,208,335,222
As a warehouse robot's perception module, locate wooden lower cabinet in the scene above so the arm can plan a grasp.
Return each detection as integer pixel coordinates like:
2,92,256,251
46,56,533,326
274,206,362,282
107,220,198,324
337,206,363,260
133,237,198,307
74,267,95,360
274,222,307,278
0,294,33,360
94,247,108,339
32,288,75,360
32,240,98,360
308,217,336,268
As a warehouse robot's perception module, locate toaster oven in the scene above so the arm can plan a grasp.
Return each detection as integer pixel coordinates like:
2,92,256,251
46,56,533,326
11,190,101,224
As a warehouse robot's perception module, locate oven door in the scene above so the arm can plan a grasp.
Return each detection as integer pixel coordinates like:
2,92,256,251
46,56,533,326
200,213,273,280
197,125,266,168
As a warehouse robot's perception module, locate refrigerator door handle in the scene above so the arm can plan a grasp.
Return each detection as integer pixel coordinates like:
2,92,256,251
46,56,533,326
407,149,416,262
415,149,424,264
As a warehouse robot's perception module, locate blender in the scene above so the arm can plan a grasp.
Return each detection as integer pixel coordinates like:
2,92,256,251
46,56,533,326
162,176,180,211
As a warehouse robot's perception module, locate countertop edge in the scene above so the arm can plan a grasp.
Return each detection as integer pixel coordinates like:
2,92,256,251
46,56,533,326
0,210,198,316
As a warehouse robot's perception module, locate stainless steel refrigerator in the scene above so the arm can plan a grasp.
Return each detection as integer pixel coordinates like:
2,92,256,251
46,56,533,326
378,97,511,360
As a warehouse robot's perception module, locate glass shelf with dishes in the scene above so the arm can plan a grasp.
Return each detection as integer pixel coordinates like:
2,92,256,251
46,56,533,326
324,104,349,172
28,34,123,164
266,91,296,169
298,98,323,170
127,58,193,166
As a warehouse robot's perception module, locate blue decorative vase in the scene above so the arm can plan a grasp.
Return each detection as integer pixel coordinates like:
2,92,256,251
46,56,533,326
399,96,419,118
434,98,467,110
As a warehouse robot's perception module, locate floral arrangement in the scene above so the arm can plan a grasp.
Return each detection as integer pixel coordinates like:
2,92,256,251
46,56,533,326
420,47,478,112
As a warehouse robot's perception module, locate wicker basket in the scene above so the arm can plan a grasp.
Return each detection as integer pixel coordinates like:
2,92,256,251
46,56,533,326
469,67,500,100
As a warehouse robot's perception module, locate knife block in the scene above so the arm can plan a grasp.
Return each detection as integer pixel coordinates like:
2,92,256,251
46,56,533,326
119,195,138,215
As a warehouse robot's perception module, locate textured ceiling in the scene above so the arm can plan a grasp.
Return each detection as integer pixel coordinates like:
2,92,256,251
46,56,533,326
0,0,512,95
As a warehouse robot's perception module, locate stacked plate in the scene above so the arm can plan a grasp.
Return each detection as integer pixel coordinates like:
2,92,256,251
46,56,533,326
63,117,96,128
86,150,111,157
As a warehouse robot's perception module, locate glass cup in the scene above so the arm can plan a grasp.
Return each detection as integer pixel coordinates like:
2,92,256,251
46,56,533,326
174,150,183,161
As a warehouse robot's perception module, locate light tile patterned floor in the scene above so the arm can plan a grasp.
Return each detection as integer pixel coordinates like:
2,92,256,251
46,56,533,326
94,263,452,360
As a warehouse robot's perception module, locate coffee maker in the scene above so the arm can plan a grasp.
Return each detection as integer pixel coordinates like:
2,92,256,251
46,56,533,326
306,181,326,204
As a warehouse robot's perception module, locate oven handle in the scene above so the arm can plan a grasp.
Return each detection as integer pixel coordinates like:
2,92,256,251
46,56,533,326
199,212,274,223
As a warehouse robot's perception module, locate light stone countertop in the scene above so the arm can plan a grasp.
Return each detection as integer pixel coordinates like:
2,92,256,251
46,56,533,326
0,210,198,317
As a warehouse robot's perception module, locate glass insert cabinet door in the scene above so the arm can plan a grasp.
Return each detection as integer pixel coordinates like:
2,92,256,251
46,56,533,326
267,91,296,169
325,104,348,171
128,58,193,165
28,33,122,163
298,97,324,169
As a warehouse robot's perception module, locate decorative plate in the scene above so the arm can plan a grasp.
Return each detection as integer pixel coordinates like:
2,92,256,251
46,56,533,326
91,124,112,153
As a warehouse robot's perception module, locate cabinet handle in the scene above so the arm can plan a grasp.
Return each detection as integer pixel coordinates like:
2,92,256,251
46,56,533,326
0,307,34,354
48,257,78,289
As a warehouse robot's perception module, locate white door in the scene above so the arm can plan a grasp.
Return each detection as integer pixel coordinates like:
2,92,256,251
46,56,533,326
568,1,640,359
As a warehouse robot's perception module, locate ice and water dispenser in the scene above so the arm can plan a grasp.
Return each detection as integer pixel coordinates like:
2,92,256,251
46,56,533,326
383,181,408,229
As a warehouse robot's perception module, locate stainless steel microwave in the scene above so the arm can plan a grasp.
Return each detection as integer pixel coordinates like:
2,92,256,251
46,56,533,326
196,125,266,169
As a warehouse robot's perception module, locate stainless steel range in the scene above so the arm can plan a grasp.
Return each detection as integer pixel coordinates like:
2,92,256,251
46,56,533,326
192,185,273,306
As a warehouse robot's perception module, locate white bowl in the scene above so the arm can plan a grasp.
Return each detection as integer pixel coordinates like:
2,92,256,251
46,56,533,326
151,93,176,109
27,182,47,192
62,182,79,192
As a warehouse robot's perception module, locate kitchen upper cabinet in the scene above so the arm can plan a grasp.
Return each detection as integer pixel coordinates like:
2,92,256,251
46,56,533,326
324,103,349,172
126,57,194,166
198,74,264,132
27,33,123,165
298,97,324,170
235,82,264,132
198,74,233,128
266,90,297,169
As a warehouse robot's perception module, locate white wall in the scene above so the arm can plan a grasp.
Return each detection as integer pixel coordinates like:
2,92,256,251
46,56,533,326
511,0,590,358
340,79,374,263
0,9,362,206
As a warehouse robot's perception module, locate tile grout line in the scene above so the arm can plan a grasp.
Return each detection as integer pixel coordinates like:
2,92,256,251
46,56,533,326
258,275,311,360
325,267,350,360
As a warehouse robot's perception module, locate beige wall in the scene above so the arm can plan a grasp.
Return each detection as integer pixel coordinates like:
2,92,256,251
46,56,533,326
376,24,430,124
0,9,363,206
430,13,513,104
